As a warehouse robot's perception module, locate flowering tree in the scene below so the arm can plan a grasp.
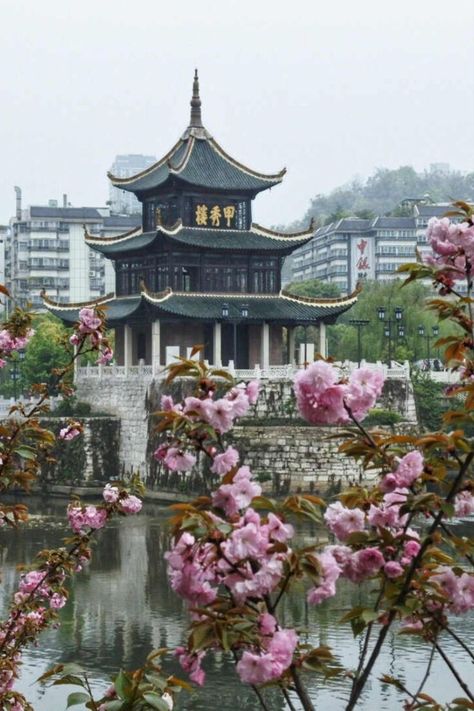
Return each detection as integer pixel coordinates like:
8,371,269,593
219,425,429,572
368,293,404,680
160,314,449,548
153,203,474,709
0,300,184,711
1,203,474,710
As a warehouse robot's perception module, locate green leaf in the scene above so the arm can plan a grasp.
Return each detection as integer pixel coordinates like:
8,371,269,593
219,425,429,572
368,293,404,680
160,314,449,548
15,445,37,460
103,701,125,711
53,676,85,687
114,669,132,700
66,691,90,707
361,609,379,624
142,692,171,710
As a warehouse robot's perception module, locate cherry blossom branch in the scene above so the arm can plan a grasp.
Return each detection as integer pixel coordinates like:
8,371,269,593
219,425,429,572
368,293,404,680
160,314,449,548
345,451,474,710
411,642,436,707
433,640,474,702
434,618,474,662
289,666,315,711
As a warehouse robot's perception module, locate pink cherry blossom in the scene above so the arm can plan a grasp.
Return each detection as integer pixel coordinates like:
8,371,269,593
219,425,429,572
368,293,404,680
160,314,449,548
201,398,235,433
163,447,196,472
259,613,277,635
212,484,240,516
245,380,260,405
384,561,404,579
236,651,275,685
67,505,107,534
324,501,365,541
345,368,384,419
307,550,342,605
264,512,294,543
454,490,474,517
160,395,183,413
403,540,421,559
226,388,250,417
96,347,113,365
103,484,120,503
210,446,239,475
175,647,206,686
294,361,346,424
78,307,102,333
49,593,67,609
120,495,142,515
59,426,81,441
393,451,424,488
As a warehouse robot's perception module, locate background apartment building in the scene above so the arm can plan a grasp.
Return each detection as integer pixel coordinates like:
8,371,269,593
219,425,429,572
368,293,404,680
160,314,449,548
6,191,139,309
289,203,455,294
108,154,156,215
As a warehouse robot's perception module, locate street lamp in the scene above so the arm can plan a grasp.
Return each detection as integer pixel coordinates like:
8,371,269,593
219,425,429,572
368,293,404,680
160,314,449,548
417,324,440,367
349,319,370,366
377,306,404,366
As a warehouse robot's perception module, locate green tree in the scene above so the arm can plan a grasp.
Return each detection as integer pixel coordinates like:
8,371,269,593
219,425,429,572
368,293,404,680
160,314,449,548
19,315,71,394
300,165,474,226
326,279,459,363
285,279,341,298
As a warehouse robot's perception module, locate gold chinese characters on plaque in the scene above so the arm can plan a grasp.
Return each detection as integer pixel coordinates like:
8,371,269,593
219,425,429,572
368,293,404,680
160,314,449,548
195,203,236,228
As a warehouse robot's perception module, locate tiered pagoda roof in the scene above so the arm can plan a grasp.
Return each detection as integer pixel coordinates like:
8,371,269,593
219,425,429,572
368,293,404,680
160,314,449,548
44,71,359,331
108,70,285,197
83,220,315,255
42,285,360,325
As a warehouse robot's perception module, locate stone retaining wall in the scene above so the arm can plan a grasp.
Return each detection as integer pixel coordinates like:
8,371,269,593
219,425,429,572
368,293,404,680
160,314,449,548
39,417,120,484
75,375,417,486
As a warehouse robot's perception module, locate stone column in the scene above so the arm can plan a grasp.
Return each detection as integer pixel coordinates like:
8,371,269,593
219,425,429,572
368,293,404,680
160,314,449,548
124,324,133,369
213,322,222,367
288,326,296,365
151,320,161,375
319,322,327,358
261,322,270,371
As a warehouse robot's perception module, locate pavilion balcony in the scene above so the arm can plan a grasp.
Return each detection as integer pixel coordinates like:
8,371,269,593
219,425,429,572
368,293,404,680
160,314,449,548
75,359,412,383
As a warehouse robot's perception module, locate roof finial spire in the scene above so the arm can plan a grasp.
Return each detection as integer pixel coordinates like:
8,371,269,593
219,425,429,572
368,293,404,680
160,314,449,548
189,68,203,128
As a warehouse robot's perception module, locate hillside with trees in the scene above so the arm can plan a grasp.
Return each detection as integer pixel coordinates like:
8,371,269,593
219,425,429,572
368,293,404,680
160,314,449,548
289,165,474,228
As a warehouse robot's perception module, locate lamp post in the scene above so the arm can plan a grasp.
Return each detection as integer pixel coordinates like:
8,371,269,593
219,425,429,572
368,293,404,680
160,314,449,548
349,319,370,366
417,324,440,367
222,303,248,368
377,305,404,366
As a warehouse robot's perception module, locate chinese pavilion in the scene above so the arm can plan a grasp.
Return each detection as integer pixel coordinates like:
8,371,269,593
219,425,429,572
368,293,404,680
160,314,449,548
44,71,358,371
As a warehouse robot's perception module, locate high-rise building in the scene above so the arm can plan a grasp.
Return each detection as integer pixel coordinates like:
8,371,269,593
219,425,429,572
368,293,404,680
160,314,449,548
6,191,139,309
288,203,466,293
108,155,156,215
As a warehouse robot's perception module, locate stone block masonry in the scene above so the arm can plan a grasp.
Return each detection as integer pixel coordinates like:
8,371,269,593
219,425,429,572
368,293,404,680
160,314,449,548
230,425,367,495
38,417,120,484
77,377,150,474
75,375,416,491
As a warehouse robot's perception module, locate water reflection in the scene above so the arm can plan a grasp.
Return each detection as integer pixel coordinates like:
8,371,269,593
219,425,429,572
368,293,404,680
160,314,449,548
0,499,473,710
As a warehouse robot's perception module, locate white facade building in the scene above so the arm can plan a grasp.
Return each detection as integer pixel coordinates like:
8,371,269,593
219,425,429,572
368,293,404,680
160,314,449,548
6,196,139,309
108,154,156,215
289,203,463,294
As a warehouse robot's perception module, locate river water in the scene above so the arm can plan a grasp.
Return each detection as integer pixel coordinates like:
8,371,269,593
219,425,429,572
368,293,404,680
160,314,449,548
0,498,472,711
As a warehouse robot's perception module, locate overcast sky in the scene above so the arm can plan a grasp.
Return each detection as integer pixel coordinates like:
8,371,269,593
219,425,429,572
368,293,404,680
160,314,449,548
1,0,473,226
